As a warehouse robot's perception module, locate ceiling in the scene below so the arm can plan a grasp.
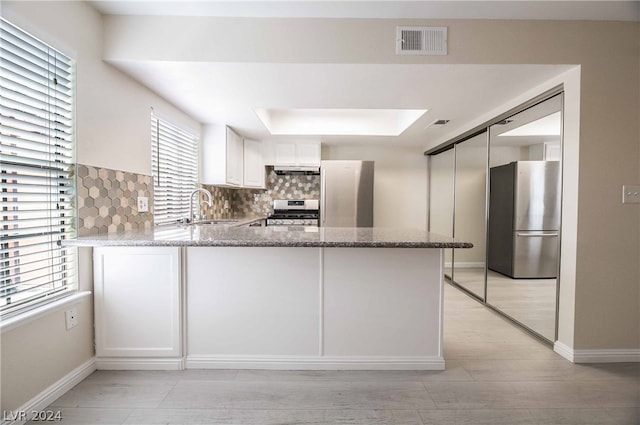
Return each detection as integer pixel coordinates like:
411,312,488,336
110,60,572,146
91,1,636,148
91,1,640,21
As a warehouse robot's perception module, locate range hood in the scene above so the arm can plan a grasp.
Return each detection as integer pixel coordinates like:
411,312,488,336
273,166,320,175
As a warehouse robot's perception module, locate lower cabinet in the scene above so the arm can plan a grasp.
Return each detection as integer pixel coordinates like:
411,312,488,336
93,247,182,369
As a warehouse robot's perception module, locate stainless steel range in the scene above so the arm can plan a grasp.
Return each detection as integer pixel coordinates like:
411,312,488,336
266,200,319,226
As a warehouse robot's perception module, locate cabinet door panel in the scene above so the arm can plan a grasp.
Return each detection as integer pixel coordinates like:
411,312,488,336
274,143,297,165
225,128,243,186
243,139,264,188
94,247,181,358
297,142,321,166
225,127,236,183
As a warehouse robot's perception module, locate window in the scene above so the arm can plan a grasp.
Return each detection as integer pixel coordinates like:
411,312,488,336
151,113,199,226
0,18,76,318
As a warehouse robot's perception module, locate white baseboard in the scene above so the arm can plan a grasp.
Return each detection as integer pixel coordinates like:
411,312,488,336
554,342,640,363
95,357,185,370
553,341,575,362
186,355,445,370
1,357,96,425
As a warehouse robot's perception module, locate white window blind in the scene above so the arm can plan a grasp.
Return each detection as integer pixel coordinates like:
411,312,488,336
151,114,199,226
0,18,77,318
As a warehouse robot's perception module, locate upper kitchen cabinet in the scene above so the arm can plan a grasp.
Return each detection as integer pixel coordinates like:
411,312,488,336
243,138,265,188
226,128,244,185
296,142,321,166
264,141,321,167
201,125,245,187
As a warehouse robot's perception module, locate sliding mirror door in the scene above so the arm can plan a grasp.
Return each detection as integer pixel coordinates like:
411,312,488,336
452,131,488,301
428,148,455,280
486,94,562,341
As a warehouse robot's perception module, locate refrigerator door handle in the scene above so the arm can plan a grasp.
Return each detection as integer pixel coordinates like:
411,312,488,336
321,169,326,226
516,232,558,237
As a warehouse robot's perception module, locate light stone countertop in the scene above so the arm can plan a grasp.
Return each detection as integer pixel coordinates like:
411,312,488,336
64,224,473,249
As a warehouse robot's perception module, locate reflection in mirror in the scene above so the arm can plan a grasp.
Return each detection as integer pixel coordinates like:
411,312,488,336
486,94,562,341
428,148,454,280
453,131,488,301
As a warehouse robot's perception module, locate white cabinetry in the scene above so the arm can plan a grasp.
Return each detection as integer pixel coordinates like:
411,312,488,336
201,124,243,186
202,124,265,188
225,127,244,186
274,143,297,165
93,247,182,369
243,139,265,188
296,142,321,166
269,141,321,167
185,246,444,370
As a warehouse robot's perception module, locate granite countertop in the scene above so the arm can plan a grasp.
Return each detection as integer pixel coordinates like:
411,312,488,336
65,225,473,249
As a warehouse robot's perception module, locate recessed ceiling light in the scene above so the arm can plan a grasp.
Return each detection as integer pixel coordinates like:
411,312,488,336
255,108,427,136
499,111,561,137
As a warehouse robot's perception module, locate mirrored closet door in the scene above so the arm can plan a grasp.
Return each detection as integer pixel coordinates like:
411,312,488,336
452,131,488,301
485,94,562,341
428,148,455,280
427,91,563,343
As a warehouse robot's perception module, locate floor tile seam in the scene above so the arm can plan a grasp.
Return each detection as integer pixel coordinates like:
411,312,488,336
483,378,640,385
119,407,138,425
158,406,424,411
524,406,639,411
418,407,535,411
153,379,181,410
175,379,240,384
455,377,640,383
134,407,428,410
419,379,448,407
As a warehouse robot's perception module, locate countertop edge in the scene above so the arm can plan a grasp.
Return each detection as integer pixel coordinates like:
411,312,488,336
65,223,473,249
64,240,473,249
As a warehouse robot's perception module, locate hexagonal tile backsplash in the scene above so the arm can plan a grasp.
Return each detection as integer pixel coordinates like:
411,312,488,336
77,164,153,236
75,165,319,235
200,168,320,219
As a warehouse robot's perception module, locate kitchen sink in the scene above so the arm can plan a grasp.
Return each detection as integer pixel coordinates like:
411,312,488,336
191,219,239,226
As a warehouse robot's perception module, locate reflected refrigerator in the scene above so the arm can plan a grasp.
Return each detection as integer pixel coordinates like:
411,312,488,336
488,161,560,278
320,160,374,227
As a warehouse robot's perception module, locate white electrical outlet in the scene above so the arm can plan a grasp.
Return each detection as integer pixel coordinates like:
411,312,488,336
65,308,78,330
622,185,640,204
137,196,149,212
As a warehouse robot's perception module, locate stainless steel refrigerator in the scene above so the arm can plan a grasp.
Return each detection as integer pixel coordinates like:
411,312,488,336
488,161,560,278
320,160,374,227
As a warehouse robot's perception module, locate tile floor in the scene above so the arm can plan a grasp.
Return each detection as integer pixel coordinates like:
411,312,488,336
31,285,640,424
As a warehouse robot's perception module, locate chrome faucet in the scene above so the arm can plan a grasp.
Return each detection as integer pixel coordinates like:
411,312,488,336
189,188,213,223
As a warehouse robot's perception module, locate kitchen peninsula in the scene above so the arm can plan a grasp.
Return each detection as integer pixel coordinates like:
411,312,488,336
67,226,471,371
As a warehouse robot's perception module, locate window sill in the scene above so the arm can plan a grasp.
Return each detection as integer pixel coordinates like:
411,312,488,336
0,291,92,334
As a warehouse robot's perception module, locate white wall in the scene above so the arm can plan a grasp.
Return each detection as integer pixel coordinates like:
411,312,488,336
0,1,201,412
322,145,428,230
2,1,200,177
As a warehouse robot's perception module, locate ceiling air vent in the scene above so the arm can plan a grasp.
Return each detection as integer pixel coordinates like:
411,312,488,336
426,119,451,130
396,26,447,55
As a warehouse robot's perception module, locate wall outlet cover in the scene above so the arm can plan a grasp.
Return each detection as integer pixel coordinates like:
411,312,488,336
622,185,640,204
65,308,78,330
137,196,149,212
